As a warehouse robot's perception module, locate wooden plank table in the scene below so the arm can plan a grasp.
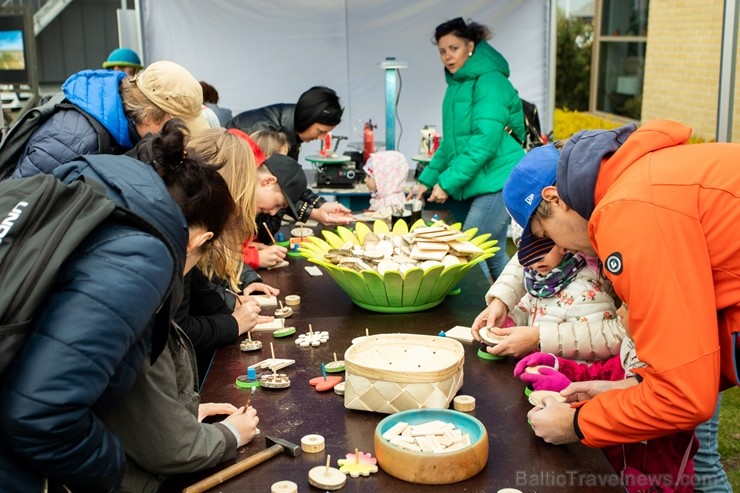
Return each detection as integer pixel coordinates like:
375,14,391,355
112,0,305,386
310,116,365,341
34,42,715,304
168,256,624,493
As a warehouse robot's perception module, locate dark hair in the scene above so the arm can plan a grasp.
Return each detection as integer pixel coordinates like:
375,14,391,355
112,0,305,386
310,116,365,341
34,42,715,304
294,86,344,133
433,17,491,44
131,119,237,248
200,81,219,104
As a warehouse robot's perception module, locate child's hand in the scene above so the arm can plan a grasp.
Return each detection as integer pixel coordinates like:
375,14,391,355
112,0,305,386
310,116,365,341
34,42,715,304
520,367,572,392
198,402,238,422
560,378,638,402
242,282,280,297
311,202,353,226
513,352,558,377
258,245,287,268
471,298,509,341
486,326,539,358
407,184,427,201
223,406,260,446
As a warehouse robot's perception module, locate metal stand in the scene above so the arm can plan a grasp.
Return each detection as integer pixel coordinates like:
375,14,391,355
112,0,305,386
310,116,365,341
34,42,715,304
378,58,408,151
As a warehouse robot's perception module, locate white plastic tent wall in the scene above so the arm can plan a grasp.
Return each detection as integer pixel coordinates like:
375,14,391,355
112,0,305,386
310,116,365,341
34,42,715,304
140,0,552,162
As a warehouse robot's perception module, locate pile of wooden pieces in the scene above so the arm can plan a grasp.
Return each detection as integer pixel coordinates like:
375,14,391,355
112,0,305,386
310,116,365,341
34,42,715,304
381,420,472,453
323,224,484,274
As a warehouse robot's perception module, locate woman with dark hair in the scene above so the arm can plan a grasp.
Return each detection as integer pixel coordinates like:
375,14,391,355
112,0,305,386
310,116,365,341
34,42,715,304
413,17,526,281
226,86,352,230
0,119,252,493
200,81,233,126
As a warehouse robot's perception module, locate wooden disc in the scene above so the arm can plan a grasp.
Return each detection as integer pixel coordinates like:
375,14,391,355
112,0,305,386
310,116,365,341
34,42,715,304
479,327,507,346
291,227,314,237
528,390,567,407
240,340,262,352
271,480,298,493
300,434,326,453
274,306,293,319
284,295,301,306
308,466,346,490
524,365,549,375
453,395,476,412
325,360,345,373
260,373,291,389
273,327,296,338
334,381,346,396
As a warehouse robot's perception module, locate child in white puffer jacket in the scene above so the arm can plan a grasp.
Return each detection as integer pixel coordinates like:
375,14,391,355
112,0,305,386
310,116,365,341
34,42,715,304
471,228,626,361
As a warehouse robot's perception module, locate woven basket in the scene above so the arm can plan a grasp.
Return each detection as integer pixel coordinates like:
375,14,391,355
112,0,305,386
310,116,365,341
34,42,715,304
344,334,465,414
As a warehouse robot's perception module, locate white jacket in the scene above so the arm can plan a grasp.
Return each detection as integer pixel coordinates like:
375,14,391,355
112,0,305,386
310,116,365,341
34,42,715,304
485,255,625,361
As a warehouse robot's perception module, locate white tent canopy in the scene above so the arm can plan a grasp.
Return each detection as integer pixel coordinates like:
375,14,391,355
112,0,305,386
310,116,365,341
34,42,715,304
140,0,552,162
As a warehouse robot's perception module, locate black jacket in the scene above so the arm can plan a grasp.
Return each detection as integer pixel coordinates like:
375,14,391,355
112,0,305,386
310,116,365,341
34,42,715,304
226,103,300,159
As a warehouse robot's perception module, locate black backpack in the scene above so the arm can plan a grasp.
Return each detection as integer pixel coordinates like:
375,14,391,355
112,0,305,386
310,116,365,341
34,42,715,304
506,99,546,152
0,93,115,181
0,173,180,378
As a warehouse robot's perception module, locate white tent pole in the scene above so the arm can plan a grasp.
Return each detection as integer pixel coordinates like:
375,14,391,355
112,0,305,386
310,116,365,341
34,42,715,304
716,0,738,142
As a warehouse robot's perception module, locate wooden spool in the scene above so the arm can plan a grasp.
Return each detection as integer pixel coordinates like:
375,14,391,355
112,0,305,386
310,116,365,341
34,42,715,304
453,395,476,412
284,295,301,306
260,373,290,389
240,340,262,352
270,480,297,493
308,455,346,491
300,434,326,453
479,327,507,346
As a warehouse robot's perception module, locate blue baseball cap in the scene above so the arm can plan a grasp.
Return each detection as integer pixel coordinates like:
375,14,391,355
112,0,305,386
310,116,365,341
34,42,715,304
503,145,560,260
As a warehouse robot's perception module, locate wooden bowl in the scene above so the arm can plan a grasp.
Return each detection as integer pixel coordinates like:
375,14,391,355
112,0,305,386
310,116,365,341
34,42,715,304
374,409,488,484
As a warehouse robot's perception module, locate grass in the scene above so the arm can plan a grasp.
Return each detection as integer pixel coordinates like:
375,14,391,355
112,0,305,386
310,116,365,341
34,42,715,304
719,386,740,490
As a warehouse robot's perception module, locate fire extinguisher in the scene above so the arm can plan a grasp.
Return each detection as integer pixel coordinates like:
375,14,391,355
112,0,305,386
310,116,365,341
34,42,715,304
363,119,376,163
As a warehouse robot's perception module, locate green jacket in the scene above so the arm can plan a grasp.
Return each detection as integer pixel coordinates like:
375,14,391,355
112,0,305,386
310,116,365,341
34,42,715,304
419,41,525,200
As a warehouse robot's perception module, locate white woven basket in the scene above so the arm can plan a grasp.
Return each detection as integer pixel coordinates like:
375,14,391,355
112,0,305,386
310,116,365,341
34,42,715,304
344,333,465,414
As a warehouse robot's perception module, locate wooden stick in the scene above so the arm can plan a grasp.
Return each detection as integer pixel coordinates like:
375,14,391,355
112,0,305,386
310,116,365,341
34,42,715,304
247,331,252,342
355,448,359,464
263,222,277,245
333,352,338,363
325,454,331,475
309,323,313,334
279,300,284,310
270,342,276,361
365,328,369,337
245,387,255,409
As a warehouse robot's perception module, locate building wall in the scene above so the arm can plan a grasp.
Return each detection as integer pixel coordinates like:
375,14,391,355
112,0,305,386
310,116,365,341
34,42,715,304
642,0,727,141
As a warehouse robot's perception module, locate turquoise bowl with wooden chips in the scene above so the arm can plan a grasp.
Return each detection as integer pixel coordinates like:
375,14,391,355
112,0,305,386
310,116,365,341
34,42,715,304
299,219,499,313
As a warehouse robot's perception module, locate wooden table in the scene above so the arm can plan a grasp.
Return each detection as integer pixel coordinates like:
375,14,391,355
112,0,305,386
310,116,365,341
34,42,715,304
168,257,624,493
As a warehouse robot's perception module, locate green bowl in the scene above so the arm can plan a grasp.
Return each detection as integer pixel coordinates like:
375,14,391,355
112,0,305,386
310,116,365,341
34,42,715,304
299,220,499,313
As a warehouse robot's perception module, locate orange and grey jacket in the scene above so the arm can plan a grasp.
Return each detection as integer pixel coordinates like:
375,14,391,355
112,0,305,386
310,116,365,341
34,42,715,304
558,120,740,447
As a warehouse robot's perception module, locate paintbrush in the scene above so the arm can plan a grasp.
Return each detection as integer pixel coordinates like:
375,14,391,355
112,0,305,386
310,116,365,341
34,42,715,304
245,386,256,410
262,222,277,245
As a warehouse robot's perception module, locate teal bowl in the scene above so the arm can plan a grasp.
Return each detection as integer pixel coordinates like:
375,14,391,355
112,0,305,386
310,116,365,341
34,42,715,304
374,408,489,484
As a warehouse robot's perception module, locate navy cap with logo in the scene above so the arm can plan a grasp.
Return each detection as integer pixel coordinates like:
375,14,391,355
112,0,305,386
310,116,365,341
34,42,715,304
502,145,560,257
263,154,307,219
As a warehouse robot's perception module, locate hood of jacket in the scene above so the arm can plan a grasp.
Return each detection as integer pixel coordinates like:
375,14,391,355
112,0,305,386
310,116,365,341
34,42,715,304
52,154,188,269
558,121,692,220
63,69,133,148
445,41,510,85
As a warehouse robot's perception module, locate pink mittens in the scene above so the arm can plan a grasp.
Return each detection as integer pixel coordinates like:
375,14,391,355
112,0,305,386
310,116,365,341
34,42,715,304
520,367,572,392
513,352,557,377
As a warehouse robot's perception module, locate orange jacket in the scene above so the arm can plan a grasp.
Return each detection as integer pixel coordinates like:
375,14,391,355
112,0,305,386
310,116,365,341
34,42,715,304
577,120,740,447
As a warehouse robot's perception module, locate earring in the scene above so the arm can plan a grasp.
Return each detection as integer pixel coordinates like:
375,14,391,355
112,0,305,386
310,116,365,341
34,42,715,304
469,52,473,56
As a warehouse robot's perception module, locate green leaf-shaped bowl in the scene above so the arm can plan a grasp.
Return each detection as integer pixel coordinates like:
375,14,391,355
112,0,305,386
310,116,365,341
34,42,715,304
300,220,499,313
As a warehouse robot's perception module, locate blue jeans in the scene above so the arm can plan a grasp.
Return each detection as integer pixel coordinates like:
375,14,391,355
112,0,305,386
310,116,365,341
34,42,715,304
693,393,732,492
462,191,510,280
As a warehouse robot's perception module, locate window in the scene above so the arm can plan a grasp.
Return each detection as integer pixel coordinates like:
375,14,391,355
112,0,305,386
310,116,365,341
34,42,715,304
592,0,649,119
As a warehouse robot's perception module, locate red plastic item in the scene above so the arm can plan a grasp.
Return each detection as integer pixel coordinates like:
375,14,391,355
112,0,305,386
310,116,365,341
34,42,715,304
309,375,343,392
363,119,376,162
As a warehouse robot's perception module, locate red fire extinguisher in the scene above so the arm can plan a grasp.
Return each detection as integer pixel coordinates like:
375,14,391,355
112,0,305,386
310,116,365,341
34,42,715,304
363,119,376,163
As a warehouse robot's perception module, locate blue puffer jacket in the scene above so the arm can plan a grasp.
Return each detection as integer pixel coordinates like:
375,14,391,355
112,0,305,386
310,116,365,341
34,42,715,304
13,70,134,178
0,155,187,493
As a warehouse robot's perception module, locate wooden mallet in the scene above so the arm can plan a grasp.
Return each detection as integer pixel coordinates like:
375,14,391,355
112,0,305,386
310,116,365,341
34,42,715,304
182,436,301,493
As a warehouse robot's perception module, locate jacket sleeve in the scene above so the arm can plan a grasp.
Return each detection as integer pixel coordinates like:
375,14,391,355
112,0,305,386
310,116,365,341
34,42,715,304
485,254,526,309
436,72,514,197
577,201,721,447
13,109,100,178
242,242,261,269
556,355,626,382
0,226,175,493
103,339,236,475
176,271,239,356
537,270,625,361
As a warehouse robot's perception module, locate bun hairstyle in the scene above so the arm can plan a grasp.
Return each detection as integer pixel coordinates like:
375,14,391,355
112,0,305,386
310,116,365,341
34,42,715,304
433,17,492,45
294,86,344,133
131,119,243,284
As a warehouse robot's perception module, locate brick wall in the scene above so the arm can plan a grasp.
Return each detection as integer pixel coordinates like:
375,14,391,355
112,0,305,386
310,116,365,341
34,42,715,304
642,0,732,141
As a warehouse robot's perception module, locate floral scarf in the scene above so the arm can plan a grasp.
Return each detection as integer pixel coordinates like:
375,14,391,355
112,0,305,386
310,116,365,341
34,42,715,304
524,253,587,299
